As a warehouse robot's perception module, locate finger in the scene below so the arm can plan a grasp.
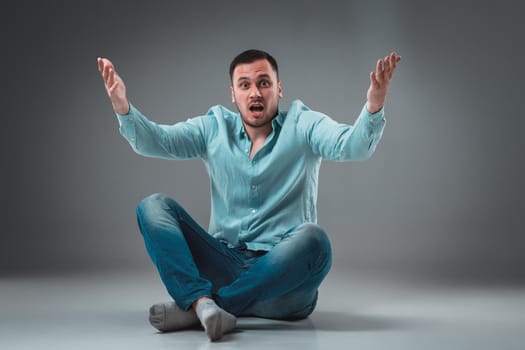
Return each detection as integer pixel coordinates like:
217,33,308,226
392,52,401,64
102,63,109,83
393,51,401,62
389,52,402,78
370,71,379,87
104,58,115,73
376,58,383,75
101,58,114,80
109,81,119,95
387,52,395,68
385,54,396,79
383,55,390,74
376,58,382,73
97,57,103,73
108,68,115,88
99,58,110,81
375,58,384,82
103,63,113,85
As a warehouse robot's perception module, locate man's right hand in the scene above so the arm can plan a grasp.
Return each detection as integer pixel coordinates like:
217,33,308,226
97,57,130,115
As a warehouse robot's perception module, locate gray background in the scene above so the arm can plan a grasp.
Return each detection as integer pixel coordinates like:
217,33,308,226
4,0,524,283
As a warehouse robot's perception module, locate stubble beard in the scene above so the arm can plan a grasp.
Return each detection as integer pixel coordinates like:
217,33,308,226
241,115,275,129
238,105,279,130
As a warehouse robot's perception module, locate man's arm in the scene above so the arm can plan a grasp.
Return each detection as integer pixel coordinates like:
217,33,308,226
96,57,207,160
304,51,401,161
98,57,130,115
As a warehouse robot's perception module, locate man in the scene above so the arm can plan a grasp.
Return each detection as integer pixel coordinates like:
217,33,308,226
97,49,400,341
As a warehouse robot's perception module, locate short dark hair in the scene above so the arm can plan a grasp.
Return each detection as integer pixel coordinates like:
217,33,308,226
229,49,279,81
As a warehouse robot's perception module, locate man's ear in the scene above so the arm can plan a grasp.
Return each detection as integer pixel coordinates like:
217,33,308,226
230,86,236,104
278,81,283,99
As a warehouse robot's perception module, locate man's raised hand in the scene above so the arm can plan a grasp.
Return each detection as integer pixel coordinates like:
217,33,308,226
366,52,401,114
97,57,130,115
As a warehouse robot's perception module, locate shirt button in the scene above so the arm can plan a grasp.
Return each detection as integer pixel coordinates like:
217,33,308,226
251,209,256,214
251,185,256,189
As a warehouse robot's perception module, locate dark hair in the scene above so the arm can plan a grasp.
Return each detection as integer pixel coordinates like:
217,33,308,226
229,49,279,81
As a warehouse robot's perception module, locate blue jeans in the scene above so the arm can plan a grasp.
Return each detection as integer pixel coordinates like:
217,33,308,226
136,193,332,320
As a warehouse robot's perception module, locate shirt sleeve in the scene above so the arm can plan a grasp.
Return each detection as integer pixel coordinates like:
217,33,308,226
116,103,208,160
301,103,386,161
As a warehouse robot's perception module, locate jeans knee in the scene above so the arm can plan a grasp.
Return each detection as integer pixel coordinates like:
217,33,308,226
136,193,182,236
137,193,177,218
137,192,166,212
293,223,332,274
296,223,331,253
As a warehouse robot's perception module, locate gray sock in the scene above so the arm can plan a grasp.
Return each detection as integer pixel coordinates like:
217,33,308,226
149,301,199,332
195,299,237,341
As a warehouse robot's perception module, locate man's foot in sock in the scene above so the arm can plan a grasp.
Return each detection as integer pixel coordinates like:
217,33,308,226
195,298,237,341
149,301,200,332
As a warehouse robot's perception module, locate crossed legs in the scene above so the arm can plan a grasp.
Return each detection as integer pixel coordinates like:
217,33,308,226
136,193,332,340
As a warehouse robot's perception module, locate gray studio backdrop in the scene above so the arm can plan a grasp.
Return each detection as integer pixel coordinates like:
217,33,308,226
5,0,524,282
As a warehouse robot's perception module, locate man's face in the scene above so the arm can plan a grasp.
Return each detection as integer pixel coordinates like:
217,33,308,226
231,59,283,130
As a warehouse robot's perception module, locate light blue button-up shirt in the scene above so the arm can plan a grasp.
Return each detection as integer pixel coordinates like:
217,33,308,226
117,100,385,251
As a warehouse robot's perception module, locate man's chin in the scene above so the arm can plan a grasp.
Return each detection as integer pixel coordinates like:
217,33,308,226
242,116,272,129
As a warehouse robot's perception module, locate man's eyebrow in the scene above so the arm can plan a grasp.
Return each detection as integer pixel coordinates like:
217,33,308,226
236,73,272,82
256,73,271,80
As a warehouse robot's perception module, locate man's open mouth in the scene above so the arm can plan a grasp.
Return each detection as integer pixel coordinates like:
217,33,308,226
249,104,264,112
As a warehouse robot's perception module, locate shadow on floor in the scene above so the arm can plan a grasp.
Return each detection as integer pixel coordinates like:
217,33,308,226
310,310,419,331
236,310,420,332
236,317,315,331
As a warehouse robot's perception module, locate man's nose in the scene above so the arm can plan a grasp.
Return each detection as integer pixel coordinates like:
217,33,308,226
250,86,262,98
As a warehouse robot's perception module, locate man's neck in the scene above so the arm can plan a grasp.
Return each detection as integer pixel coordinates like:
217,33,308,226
243,122,273,159
243,122,273,144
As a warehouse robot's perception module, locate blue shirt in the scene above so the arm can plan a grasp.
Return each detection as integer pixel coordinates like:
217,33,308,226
117,100,386,251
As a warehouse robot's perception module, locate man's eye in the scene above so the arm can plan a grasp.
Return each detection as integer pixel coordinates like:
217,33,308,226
260,80,270,87
240,82,249,89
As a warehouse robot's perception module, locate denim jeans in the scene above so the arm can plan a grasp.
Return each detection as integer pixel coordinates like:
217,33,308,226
136,193,332,320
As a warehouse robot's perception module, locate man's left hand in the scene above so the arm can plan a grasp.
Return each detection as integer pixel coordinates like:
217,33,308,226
366,52,401,114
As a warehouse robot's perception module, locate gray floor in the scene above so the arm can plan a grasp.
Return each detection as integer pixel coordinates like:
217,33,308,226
1,269,524,350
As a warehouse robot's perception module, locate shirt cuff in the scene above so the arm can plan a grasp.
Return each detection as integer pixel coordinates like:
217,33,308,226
115,103,136,124
362,103,385,126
